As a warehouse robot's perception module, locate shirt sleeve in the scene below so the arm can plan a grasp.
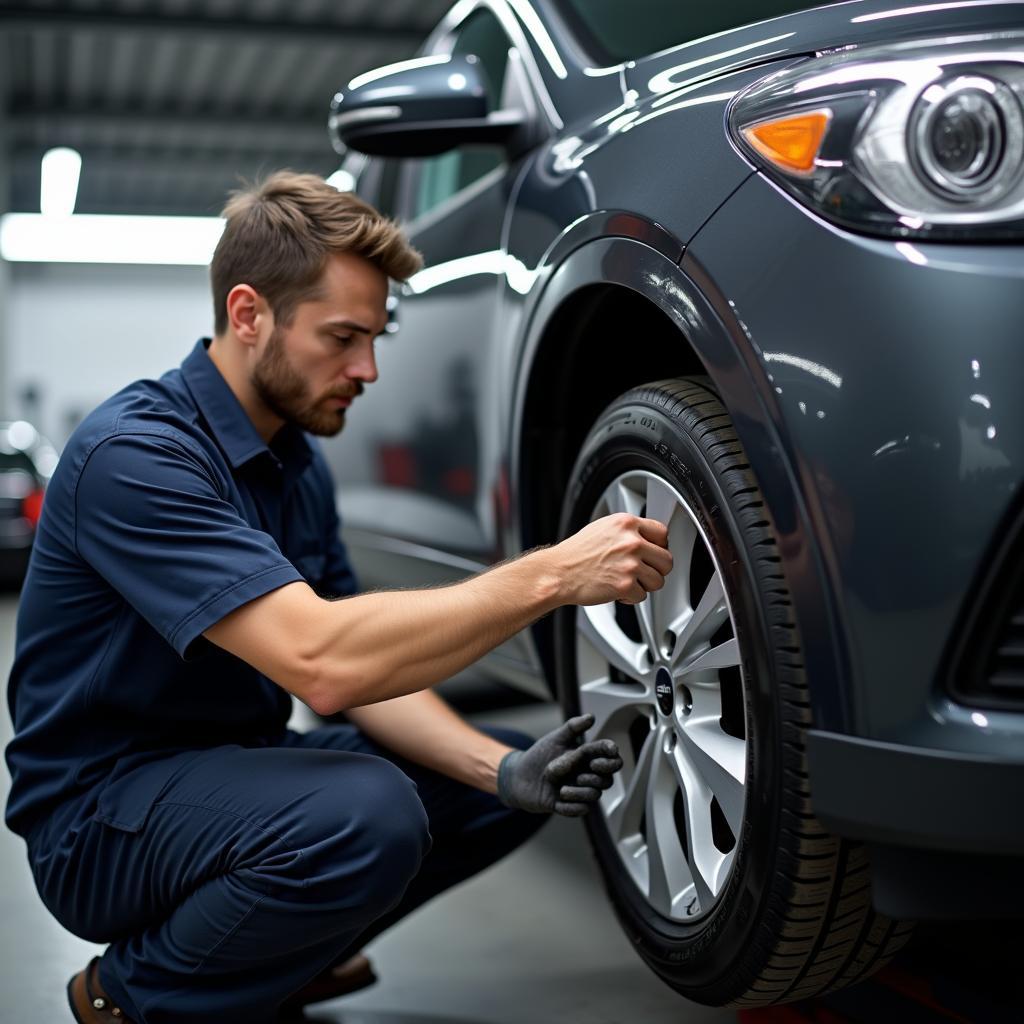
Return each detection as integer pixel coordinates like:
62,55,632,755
309,447,359,599
320,499,359,598
74,431,303,657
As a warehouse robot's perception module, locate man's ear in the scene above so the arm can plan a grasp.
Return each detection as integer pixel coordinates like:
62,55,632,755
225,284,270,347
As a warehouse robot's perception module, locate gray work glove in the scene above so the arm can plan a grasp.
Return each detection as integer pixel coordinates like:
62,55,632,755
497,713,623,817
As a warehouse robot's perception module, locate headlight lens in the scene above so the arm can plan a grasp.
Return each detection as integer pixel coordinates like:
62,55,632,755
729,35,1024,239
912,76,1017,200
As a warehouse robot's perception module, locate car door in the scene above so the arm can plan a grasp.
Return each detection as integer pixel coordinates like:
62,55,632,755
325,5,528,590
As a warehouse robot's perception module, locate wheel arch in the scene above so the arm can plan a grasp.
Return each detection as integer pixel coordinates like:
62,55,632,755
510,237,851,732
517,283,703,555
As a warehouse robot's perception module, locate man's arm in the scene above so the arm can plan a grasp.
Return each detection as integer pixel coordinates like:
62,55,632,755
204,513,672,717
344,689,512,794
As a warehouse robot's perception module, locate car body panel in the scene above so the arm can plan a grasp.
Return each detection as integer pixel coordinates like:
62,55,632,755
686,170,1024,759
623,0,1024,98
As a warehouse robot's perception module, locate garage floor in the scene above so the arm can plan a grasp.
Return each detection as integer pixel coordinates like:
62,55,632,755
0,596,736,1023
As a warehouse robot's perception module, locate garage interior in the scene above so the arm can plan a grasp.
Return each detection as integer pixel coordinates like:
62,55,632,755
0,2,1020,1022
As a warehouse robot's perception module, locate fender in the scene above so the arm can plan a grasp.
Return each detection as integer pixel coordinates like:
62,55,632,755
507,233,853,732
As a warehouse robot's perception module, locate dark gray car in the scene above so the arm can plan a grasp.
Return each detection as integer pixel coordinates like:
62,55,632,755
323,0,1024,1007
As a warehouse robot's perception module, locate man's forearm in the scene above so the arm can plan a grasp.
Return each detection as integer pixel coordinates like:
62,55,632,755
205,513,671,717
344,689,513,794
310,547,563,712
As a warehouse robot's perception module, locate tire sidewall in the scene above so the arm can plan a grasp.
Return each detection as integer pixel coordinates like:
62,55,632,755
555,391,785,998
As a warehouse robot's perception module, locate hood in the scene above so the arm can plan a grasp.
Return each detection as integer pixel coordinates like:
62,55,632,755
625,0,1024,101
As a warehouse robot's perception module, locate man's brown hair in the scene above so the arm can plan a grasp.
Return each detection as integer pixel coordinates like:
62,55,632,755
211,170,422,335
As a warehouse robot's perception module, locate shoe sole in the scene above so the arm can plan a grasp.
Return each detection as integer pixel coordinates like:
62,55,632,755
67,974,86,1024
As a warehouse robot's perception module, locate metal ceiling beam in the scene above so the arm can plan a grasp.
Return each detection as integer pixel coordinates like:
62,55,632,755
8,108,333,154
11,148,335,178
0,7,426,48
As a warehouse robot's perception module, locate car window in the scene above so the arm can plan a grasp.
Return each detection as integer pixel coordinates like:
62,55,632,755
410,7,512,221
0,451,36,474
376,159,403,219
558,0,822,64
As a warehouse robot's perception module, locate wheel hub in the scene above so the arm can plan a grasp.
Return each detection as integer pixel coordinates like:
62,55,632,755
655,668,674,716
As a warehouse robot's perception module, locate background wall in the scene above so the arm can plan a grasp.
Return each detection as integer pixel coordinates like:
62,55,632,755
6,262,212,447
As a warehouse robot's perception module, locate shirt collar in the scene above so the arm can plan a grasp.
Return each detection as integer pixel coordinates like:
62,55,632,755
181,338,313,474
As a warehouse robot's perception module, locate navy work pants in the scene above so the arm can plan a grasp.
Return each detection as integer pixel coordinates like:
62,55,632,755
28,723,544,1023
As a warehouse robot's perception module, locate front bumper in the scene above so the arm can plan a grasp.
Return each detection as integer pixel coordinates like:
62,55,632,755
808,729,1024,918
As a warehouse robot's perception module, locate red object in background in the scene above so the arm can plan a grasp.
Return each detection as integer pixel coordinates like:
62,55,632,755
21,487,44,527
734,957,1003,1023
378,444,418,488
442,466,475,497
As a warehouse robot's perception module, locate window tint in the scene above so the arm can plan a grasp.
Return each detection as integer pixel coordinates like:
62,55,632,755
410,8,511,221
376,159,402,218
455,6,511,107
559,0,821,64
0,450,35,471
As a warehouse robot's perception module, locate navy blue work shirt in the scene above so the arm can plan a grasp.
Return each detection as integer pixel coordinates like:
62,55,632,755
5,338,358,842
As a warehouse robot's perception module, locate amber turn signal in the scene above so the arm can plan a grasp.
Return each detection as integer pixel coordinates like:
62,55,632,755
742,110,831,174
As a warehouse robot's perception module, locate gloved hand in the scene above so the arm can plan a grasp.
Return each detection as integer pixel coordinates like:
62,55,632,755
496,713,623,817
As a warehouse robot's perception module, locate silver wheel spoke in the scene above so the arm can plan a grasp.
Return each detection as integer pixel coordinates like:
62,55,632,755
671,572,728,664
644,729,689,914
678,718,746,835
643,476,697,646
577,603,648,682
679,637,740,676
606,722,657,840
580,677,653,739
635,591,659,654
666,744,722,908
643,473,678,527
603,479,640,517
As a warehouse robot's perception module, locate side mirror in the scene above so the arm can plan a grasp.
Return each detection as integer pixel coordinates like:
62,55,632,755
328,54,529,158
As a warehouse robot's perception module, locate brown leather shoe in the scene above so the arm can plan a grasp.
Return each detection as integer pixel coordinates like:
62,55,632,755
67,957,136,1023
278,952,377,1017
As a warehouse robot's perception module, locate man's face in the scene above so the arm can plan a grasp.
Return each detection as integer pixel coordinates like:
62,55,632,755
252,251,390,437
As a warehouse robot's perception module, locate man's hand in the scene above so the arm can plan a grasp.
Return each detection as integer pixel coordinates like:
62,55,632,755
552,513,673,606
497,713,623,817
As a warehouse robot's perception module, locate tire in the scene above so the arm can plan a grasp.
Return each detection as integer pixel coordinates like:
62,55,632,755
554,377,912,1007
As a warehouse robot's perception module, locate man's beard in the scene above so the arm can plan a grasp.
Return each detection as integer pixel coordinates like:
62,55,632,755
251,326,362,437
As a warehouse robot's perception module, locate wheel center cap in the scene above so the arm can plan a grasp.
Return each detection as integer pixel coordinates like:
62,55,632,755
655,668,674,716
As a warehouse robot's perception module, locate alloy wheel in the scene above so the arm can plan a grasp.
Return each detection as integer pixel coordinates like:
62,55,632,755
576,470,748,922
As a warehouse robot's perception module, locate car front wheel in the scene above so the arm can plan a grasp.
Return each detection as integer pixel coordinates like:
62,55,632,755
555,377,912,1006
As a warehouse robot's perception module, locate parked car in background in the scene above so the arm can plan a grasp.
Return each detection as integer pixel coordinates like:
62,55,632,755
322,0,1024,1008
0,421,56,587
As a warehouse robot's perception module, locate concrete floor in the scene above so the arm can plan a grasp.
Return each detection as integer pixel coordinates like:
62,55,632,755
0,595,736,1023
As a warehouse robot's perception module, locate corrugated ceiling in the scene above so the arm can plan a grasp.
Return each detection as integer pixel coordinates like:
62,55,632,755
1,0,451,214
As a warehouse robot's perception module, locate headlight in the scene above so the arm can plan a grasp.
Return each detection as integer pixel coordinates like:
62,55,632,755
729,34,1024,239
909,75,1020,201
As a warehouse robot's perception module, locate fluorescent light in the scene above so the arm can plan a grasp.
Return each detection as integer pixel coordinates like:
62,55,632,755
895,241,929,267
40,147,82,216
405,249,539,296
347,54,449,91
6,421,38,451
0,213,225,265
325,168,356,192
406,250,507,294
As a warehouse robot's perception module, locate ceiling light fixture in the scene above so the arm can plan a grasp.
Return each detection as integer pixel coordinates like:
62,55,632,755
0,213,225,265
40,147,82,217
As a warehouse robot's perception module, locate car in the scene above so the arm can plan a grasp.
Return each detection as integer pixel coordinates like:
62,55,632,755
0,421,56,587
321,0,1024,1008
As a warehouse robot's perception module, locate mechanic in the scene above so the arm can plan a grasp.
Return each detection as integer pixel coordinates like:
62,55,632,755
4,171,673,1024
